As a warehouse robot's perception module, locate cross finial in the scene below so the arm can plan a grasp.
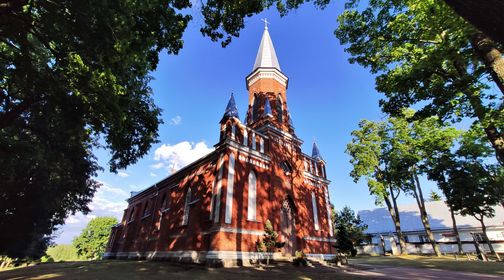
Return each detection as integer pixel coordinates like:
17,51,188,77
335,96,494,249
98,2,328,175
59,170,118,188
261,18,270,30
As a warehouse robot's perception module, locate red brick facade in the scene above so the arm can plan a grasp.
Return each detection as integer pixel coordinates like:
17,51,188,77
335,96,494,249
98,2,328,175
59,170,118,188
104,28,336,265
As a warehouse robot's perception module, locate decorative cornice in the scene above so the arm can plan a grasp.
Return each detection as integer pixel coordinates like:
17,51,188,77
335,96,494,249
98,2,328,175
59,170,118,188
303,172,331,185
245,67,289,90
256,124,303,145
202,226,265,236
221,138,271,162
304,236,337,242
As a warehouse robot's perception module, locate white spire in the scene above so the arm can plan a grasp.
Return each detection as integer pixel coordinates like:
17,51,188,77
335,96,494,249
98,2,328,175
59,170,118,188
253,20,281,71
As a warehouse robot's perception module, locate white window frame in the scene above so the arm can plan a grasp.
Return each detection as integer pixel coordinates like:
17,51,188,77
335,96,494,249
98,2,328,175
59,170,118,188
311,192,320,231
247,170,257,221
224,153,236,224
181,188,191,226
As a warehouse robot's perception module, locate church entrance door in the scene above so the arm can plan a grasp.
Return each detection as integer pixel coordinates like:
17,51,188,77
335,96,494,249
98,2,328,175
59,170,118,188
280,198,296,257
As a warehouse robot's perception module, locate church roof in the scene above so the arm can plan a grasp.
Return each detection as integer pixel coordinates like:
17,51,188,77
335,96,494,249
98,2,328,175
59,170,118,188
312,142,323,161
359,201,504,234
223,92,239,120
253,26,281,71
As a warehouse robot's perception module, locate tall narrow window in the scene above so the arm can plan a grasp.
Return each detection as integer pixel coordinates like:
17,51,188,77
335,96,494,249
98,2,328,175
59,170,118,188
243,129,248,146
224,153,236,224
247,170,257,221
161,193,170,211
128,207,135,222
142,201,150,217
251,132,256,150
311,192,320,230
182,188,192,226
212,155,225,222
324,188,333,236
252,94,260,121
259,137,264,153
231,125,236,140
276,95,283,123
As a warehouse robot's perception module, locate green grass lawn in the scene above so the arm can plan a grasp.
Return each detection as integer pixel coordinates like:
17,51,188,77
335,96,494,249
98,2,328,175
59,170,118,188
349,255,504,276
0,260,362,280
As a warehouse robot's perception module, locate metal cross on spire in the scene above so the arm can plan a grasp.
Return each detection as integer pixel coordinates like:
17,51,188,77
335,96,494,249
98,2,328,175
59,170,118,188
261,18,270,30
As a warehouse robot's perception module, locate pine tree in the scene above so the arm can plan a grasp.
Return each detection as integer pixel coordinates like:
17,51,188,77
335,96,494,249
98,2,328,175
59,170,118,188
260,219,284,265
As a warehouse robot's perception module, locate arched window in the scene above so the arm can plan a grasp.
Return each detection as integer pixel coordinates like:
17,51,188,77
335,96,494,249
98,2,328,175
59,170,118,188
252,94,260,121
128,207,135,222
276,95,283,123
182,188,192,226
161,193,169,211
311,192,320,231
142,200,151,217
224,153,236,224
212,155,225,222
280,161,292,175
247,170,257,221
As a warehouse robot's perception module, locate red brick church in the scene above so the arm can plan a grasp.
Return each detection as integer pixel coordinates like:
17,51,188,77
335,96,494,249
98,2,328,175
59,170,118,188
104,25,336,265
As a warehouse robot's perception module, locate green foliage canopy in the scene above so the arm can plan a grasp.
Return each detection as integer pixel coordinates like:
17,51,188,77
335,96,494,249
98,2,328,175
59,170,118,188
428,126,504,221
336,0,504,165
0,0,192,259
73,217,118,260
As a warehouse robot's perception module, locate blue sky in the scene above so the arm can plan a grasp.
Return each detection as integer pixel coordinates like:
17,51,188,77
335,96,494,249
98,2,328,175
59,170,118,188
55,2,440,244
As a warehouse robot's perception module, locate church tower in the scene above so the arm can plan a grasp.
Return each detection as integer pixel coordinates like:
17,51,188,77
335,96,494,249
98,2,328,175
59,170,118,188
245,24,294,135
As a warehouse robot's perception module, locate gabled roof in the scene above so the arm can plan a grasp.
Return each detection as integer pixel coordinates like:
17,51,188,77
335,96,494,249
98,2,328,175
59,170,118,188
359,201,504,234
253,27,281,71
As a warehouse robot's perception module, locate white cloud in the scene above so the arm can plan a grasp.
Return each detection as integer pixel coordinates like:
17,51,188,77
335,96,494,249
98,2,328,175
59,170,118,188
65,216,80,224
150,172,157,177
153,141,213,174
169,115,182,126
99,183,129,198
150,162,164,170
117,171,129,178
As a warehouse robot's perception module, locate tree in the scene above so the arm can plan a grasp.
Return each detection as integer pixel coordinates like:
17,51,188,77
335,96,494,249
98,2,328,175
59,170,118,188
346,120,408,254
333,206,367,256
73,217,118,260
348,109,460,257
255,219,284,265
429,126,504,260
427,191,442,202
388,109,460,257
336,0,504,166
443,0,504,46
44,244,83,262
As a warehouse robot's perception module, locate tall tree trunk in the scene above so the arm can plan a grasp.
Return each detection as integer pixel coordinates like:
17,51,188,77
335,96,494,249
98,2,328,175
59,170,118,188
412,172,442,257
448,204,464,254
383,191,408,255
443,0,504,46
471,32,504,96
478,216,501,261
452,59,504,166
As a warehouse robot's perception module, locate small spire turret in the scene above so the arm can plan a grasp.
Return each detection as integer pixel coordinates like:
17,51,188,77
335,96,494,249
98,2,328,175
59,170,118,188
221,92,239,122
312,141,324,161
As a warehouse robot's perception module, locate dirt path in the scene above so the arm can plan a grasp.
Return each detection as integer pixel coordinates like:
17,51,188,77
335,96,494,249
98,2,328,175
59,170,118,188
344,264,502,280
